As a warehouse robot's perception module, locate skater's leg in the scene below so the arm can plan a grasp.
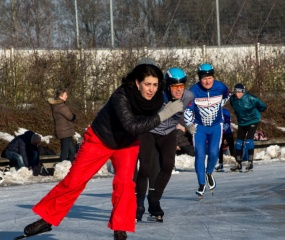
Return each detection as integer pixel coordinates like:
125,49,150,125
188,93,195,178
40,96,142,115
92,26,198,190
206,123,222,174
136,133,157,203
218,136,224,165
225,132,235,157
235,126,248,162
151,130,177,202
147,153,160,203
193,126,207,185
108,140,139,232
245,123,258,161
33,128,112,226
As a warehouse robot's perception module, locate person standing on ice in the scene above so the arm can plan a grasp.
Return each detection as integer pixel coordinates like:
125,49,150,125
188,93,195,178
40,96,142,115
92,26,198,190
135,67,194,222
184,63,230,197
22,63,183,240
229,83,267,172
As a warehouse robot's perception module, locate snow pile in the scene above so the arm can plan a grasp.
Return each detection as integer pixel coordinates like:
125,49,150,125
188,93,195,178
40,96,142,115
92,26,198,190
0,160,111,186
2,167,33,185
255,145,283,160
0,127,80,145
175,154,195,170
280,147,285,160
0,132,14,142
53,160,72,180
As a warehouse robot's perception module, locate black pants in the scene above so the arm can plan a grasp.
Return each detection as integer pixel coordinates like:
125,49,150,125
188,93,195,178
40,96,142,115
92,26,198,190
218,132,235,164
136,131,177,203
60,137,76,162
236,123,258,161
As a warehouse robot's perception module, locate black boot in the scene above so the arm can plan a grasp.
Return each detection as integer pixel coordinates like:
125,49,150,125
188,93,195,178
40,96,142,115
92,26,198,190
195,184,206,197
136,206,145,222
206,173,216,190
230,161,242,172
24,219,52,236
148,200,164,217
114,230,127,240
246,161,253,171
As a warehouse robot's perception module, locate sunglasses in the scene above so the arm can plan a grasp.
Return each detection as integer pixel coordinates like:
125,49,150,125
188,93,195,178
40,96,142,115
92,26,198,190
234,88,245,93
170,84,185,90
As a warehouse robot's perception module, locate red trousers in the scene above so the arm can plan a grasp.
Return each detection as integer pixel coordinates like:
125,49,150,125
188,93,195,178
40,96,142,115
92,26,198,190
33,127,139,232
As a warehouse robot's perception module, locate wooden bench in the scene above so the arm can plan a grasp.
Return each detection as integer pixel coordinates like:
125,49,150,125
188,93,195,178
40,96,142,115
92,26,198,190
254,138,285,148
0,155,60,168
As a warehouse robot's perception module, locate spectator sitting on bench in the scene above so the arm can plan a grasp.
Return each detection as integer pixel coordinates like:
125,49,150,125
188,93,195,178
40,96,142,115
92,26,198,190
2,131,41,171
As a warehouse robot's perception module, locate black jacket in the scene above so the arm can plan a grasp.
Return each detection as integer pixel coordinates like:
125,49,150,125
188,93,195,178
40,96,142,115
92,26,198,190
92,86,161,149
5,131,39,167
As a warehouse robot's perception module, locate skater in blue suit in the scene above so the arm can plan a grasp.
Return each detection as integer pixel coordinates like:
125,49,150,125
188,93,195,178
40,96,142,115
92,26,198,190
184,63,230,197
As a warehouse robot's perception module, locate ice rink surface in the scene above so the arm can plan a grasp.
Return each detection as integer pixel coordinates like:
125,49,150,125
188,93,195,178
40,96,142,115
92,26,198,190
1,160,285,240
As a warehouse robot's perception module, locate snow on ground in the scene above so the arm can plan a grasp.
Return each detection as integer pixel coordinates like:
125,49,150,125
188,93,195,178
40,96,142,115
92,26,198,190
1,146,285,187
1,127,285,187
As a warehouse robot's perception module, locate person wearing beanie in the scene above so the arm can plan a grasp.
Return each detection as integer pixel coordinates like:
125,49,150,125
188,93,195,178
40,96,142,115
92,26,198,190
184,63,230,198
229,83,267,172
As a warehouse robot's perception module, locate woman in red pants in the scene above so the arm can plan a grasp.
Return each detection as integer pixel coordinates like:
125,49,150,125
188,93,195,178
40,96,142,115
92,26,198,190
23,63,183,240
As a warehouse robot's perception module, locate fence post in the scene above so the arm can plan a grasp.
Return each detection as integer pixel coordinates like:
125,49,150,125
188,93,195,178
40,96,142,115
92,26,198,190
255,42,260,66
202,45,207,62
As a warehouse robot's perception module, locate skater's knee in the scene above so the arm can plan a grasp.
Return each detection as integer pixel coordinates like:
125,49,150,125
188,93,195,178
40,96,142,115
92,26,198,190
235,139,243,150
113,175,135,191
245,139,254,150
112,176,136,202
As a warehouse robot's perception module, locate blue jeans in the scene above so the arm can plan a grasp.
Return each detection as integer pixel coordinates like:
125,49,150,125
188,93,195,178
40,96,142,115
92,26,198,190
28,150,40,168
5,150,25,169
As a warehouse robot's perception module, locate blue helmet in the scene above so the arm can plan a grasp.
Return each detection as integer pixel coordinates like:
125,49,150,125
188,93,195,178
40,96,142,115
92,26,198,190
164,67,187,86
197,63,214,80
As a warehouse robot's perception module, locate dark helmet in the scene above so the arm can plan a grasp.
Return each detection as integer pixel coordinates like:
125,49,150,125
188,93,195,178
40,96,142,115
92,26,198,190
197,63,214,80
164,67,187,86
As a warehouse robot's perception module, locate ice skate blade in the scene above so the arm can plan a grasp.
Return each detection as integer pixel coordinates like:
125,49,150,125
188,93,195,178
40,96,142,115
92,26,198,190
14,227,52,239
147,215,163,223
196,192,203,200
227,170,243,173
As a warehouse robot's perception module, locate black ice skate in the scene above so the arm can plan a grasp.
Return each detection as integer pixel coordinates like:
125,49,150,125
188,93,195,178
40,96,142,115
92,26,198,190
206,173,216,194
114,230,127,240
230,162,242,172
215,164,224,172
15,219,52,239
147,200,164,222
23,218,52,236
136,206,145,222
195,184,206,199
246,161,253,172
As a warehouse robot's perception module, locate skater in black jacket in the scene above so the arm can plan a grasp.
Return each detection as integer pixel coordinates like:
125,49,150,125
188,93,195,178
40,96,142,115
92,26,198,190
21,63,183,240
